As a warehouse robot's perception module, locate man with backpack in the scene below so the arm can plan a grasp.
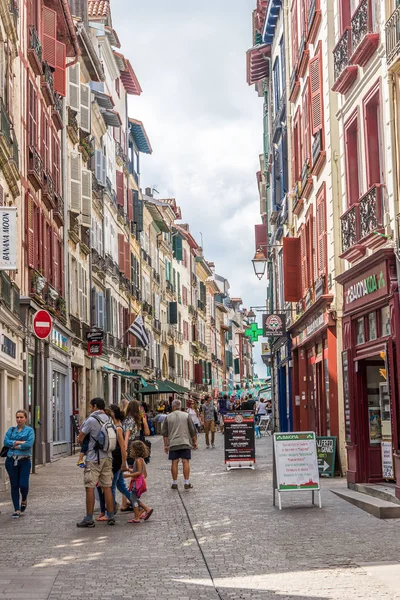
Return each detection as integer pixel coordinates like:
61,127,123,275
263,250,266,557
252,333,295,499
76,398,117,528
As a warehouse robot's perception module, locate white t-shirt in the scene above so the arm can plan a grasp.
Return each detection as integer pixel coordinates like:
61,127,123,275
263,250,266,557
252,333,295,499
257,402,267,415
187,408,200,426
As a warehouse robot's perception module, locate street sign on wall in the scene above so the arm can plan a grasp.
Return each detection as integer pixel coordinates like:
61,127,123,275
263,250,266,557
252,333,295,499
0,207,17,270
33,310,52,339
316,436,337,477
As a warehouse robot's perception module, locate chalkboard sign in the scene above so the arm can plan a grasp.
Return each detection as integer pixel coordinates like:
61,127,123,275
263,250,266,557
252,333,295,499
224,411,255,468
70,414,80,436
316,436,337,477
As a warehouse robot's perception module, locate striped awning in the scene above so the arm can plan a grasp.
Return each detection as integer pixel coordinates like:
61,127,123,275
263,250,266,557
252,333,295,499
246,44,270,85
100,109,121,127
129,118,152,154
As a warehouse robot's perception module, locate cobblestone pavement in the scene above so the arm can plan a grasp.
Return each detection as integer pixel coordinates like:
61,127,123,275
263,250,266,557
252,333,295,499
1,433,400,599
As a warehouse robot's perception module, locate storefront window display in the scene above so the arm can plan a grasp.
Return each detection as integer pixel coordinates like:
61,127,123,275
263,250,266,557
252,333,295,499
356,318,365,345
368,312,377,341
52,371,66,443
381,306,391,336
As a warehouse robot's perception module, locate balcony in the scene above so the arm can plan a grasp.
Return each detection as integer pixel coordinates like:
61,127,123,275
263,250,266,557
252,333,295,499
311,129,325,176
153,318,161,334
80,227,90,254
191,272,197,287
350,0,379,67
28,26,42,76
92,248,106,273
30,268,46,304
68,213,80,244
386,5,400,70
332,27,358,94
197,299,206,313
289,66,300,102
28,146,43,190
79,134,93,163
166,280,174,294
292,181,304,217
298,34,309,77
272,93,285,144
41,62,54,107
307,0,322,44
42,171,55,211
301,160,313,200
67,107,79,145
340,184,385,261
54,194,64,227
52,93,63,130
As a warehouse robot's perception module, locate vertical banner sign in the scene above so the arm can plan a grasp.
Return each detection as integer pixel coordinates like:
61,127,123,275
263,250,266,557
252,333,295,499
316,436,337,477
273,432,322,509
0,207,17,270
224,411,255,470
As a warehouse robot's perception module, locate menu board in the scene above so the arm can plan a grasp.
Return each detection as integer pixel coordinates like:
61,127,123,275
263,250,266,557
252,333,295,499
224,412,255,463
274,432,320,491
342,351,351,442
381,441,394,480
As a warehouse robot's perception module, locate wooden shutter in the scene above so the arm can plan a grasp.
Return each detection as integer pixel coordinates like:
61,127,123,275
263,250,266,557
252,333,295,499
116,170,124,206
43,7,57,68
309,51,323,135
52,132,60,194
27,194,35,268
53,231,59,291
80,83,91,132
300,225,308,296
70,152,82,213
254,224,267,256
124,240,130,278
67,62,80,112
28,80,37,148
53,41,66,96
127,188,133,222
316,184,327,276
97,291,104,329
81,168,92,226
283,237,301,302
94,149,102,182
118,233,125,272
291,0,298,69
40,104,48,168
42,220,49,280
59,239,64,296
302,77,311,167
306,206,314,287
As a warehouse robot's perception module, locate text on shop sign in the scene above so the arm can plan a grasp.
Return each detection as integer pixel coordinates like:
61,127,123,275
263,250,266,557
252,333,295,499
346,271,385,305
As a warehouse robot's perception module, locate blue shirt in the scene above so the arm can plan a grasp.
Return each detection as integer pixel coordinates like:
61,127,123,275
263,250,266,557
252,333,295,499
3,425,35,458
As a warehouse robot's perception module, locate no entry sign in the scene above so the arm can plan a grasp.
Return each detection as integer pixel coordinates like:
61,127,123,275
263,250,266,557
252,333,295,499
33,309,52,339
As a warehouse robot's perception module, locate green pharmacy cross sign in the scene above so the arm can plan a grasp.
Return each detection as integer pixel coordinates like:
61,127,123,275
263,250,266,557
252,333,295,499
245,323,264,342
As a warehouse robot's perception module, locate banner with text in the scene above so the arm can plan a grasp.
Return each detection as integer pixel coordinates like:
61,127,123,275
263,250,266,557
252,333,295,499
224,411,255,464
0,207,16,270
274,432,320,492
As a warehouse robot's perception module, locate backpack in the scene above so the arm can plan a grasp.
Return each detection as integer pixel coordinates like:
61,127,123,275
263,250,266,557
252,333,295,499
92,415,117,454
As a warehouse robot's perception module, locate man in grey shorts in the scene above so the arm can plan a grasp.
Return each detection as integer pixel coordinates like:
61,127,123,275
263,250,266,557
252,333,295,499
76,398,115,528
162,399,198,490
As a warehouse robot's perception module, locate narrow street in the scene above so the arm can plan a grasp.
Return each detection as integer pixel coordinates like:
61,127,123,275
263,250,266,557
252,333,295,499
1,433,400,600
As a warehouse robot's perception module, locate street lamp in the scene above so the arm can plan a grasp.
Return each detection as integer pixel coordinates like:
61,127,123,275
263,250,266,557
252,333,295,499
252,246,267,280
247,309,256,324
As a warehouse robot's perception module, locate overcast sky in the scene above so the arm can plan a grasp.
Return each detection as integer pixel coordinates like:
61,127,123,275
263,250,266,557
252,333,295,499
112,0,267,376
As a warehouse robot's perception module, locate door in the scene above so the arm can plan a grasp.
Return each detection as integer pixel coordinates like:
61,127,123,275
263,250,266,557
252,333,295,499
307,348,316,432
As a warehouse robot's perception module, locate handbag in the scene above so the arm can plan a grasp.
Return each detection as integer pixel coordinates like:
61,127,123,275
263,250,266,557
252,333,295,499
0,445,9,458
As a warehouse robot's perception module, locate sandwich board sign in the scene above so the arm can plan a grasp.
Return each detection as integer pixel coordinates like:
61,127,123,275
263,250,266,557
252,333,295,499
316,436,337,477
273,431,322,510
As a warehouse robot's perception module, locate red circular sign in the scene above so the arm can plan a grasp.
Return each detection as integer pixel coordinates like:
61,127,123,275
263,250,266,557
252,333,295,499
33,310,52,339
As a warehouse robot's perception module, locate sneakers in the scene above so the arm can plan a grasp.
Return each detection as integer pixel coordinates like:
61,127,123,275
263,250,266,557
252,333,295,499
12,511,20,519
76,518,95,528
212,444,215,449
206,445,210,449
184,483,193,490
20,501,27,513
171,483,178,490
107,517,116,526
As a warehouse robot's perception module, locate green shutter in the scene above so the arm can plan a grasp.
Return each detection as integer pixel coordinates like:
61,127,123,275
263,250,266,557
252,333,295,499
173,235,183,261
234,358,240,375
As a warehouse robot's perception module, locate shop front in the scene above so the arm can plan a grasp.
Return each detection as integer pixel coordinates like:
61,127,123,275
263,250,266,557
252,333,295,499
274,336,292,432
337,249,400,493
289,296,339,441
48,325,72,459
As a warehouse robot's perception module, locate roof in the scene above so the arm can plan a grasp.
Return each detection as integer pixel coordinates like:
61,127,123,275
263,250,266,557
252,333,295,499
161,198,181,220
88,0,110,17
105,26,121,48
129,118,152,154
175,224,198,250
114,52,142,95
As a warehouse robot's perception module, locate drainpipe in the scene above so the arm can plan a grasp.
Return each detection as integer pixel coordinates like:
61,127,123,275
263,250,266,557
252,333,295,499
61,96,69,331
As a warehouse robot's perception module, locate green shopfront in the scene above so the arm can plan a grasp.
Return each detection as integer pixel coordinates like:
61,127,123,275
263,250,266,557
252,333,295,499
337,250,400,496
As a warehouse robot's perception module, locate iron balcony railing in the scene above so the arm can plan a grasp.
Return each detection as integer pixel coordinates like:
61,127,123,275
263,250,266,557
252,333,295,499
333,27,352,82
30,25,42,63
386,4,400,65
0,97,11,147
351,0,373,54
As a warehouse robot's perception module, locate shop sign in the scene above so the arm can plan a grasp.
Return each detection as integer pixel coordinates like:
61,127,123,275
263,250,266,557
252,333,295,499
263,313,286,338
130,348,144,370
381,441,394,480
344,264,387,310
261,343,270,356
293,311,328,347
1,335,16,359
51,328,69,352
273,432,320,491
0,207,16,270
316,436,337,477
223,411,255,466
88,341,103,356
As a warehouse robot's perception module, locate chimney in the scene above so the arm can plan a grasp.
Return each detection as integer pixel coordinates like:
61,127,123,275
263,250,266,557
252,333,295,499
145,187,152,197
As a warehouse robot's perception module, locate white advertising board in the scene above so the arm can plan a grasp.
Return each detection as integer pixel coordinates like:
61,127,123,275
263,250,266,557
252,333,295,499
0,207,16,270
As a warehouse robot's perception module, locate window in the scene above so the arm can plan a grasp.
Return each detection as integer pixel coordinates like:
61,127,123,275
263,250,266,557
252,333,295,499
381,306,391,336
309,45,324,141
364,85,382,188
273,57,280,114
368,312,377,341
344,111,360,206
356,317,365,345
316,183,327,278
293,107,302,184
115,77,120,97
302,78,311,169
291,0,298,69
300,224,308,296
305,205,315,287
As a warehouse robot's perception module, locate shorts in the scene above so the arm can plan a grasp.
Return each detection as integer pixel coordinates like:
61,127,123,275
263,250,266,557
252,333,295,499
219,414,226,426
84,457,113,488
168,448,192,461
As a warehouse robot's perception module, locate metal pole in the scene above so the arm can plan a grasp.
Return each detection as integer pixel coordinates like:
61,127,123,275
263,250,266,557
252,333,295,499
31,335,39,474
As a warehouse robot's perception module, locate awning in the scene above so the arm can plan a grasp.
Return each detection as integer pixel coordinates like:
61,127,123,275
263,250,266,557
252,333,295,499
262,0,282,44
166,381,190,394
144,199,170,233
246,44,270,85
100,109,121,127
102,366,140,378
129,118,152,154
114,53,142,96
138,379,190,395
93,89,114,109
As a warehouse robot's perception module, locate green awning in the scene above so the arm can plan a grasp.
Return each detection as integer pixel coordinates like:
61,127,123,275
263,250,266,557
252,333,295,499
138,379,190,395
102,366,140,378
165,381,190,394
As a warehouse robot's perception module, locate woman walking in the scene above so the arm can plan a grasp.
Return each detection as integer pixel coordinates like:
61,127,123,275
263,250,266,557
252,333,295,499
3,410,35,518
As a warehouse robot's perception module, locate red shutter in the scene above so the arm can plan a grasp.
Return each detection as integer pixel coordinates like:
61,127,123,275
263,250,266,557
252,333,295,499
27,194,36,269
28,81,37,148
254,223,267,256
300,226,308,296
129,312,136,347
194,363,202,384
302,78,311,167
124,241,130,278
291,0,298,69
306,206,314,287
53,41,66,96
283,237,302,302
293,108,300,183
118,233,125,271
127,188,133,222
52,132,60,194
340,0,351,33
316,184,327,277
116,170,124,206
59,239,64,296
309,51,323,136
43,7,57,68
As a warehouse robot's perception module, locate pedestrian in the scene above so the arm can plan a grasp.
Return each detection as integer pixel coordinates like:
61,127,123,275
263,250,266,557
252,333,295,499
76,398,116,528
123,440,153,523
162,398,198,490
201,395,216,448
109,404,130,516
241,394,256,411
2,410,35,518
187,400,201,432
256,397,267,424
218,394,229,433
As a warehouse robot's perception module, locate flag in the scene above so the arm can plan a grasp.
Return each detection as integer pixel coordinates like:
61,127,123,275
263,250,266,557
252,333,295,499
128,314,149,348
